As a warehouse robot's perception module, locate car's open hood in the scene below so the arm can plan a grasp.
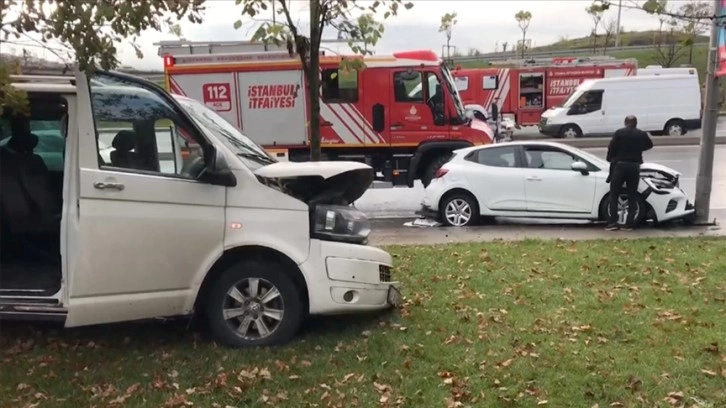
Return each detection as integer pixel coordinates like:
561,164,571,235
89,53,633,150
254,161,374,205
639,162,681,188
640,162,681,177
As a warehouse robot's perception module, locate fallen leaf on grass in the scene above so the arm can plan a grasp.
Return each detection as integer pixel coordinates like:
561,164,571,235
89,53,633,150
664,391,684,405
700,369,717,377
164,394,193,407
703,342,719,355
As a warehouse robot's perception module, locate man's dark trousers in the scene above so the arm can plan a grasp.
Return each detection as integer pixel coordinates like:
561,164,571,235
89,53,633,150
608,161,640,226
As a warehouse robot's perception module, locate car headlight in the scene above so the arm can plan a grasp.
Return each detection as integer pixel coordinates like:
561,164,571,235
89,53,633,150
312,205,371,245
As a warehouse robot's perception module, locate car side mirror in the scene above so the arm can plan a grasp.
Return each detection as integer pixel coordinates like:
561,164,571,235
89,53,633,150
571,161,589,175
203,146,237,187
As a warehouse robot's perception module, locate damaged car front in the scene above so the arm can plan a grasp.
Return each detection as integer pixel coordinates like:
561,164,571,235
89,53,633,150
638,163,695,223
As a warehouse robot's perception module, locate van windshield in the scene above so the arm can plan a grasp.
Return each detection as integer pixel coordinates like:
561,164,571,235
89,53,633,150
561,89,584,108
175,96,275,170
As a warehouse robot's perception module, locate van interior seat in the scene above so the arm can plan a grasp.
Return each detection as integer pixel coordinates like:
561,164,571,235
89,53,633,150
0,132,60,237
110,130,142,169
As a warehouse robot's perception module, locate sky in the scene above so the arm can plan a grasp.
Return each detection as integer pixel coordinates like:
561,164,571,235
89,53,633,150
13,0,673,71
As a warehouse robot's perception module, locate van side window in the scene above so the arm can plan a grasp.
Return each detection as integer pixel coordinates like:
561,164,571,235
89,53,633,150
393,71,424,102
568,90,604,115
89,80,205,179
321,68,358,103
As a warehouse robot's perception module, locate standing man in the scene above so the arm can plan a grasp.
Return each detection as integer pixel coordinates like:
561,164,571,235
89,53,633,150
605,115,653,231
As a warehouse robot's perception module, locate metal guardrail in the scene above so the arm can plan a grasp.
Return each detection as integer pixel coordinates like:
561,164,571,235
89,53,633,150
451,42,709,63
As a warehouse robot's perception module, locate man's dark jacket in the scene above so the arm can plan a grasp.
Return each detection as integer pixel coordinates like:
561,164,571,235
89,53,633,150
606,127,653,182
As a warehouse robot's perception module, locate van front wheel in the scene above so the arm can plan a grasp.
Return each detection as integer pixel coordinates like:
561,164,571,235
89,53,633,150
559,124,583,139
204,260,304,348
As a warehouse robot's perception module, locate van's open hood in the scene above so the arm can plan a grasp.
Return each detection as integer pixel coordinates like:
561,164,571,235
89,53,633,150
254,161,374,205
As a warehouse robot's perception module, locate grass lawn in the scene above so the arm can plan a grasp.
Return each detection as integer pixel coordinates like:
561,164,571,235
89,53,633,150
2,237,726,407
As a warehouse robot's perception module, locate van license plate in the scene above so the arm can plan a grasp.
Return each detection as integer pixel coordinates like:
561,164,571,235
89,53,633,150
387,286,403,307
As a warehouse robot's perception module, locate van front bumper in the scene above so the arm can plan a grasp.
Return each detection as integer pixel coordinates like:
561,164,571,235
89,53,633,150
301,240,401,315
538,122,563,137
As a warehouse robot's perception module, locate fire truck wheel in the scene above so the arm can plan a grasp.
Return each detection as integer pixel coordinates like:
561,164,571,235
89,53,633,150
559,124,583,139
421,153,452,187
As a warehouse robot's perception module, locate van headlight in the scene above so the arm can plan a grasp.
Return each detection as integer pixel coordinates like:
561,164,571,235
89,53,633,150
312,205,371,245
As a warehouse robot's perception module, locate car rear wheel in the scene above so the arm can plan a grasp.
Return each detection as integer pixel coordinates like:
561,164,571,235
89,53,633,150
440,193,479,227
600,193,647,227
204,260,304,348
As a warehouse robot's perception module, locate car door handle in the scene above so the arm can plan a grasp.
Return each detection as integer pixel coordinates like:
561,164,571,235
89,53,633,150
526,176,542,181
94,182,125,191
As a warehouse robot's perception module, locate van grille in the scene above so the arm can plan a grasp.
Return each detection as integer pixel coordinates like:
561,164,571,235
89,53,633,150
379,265,392,282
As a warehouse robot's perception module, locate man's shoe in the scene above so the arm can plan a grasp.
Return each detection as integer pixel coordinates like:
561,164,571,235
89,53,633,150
620,226,633,231
605,224,619,231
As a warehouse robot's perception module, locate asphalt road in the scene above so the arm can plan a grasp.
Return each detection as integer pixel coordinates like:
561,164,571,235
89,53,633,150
355,145,726,220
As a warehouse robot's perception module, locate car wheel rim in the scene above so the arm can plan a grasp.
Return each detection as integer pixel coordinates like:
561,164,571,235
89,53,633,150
564,128,577,138
615,195,640,224
668,125,682,136
445,199,472,226
223,277,284,340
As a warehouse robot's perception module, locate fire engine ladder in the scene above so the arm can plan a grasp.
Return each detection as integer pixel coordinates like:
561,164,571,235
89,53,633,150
488,56,638,68
155,39,358,57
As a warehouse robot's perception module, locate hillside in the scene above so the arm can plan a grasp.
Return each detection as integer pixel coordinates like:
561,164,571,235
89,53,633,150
533,30,709,51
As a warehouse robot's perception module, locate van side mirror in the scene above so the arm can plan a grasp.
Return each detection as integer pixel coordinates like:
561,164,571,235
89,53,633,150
571,161,589,175
372,104,385,132
203,146,237,187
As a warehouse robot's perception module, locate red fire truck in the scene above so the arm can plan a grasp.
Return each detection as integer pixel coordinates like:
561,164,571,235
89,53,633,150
156,40,494,187
450,56,638,127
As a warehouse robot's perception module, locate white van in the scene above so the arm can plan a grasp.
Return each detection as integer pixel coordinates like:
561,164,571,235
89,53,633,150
0,70,401,347
637,65,698,77
538,73,701,138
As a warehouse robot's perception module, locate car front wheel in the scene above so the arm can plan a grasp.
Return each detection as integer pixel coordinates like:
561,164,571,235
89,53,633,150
440,193,479,227
600,193,647,226
204,260,304,348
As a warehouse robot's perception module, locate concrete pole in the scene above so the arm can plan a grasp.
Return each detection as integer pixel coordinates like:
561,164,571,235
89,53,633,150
614,0,623,47
694,0,721,224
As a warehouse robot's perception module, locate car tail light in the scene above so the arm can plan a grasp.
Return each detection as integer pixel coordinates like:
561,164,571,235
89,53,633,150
434,168,449,178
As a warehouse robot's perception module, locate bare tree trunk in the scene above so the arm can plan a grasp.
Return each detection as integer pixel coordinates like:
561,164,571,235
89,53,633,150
308,0,321,161
521,33,526,58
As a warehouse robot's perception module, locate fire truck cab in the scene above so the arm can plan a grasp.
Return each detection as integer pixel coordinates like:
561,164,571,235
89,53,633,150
157,41,494,187
450,56,638,129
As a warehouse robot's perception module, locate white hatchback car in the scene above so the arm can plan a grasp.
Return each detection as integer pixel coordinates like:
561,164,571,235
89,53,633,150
420,141,695,227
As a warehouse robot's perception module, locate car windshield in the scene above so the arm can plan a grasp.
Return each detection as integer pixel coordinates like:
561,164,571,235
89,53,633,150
441,65,467,119
175,96,275,170
570,146,607,167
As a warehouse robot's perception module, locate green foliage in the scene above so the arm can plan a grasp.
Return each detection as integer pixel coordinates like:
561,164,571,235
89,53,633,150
235,0,412,160
514,10,532,32
439,11,457,36
0,0,205,114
